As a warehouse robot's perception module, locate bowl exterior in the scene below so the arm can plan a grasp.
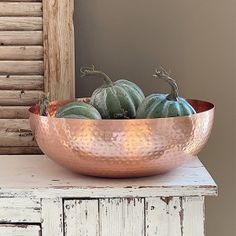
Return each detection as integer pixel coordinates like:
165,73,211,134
29,99,214,178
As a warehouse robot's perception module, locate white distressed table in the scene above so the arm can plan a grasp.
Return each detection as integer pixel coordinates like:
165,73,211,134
0,155,217,236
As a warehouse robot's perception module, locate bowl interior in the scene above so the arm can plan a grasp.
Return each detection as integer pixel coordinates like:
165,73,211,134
29,98,214,119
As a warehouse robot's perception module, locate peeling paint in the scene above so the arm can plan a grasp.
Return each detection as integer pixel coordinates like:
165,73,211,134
160,197,173,205
179,207,184,235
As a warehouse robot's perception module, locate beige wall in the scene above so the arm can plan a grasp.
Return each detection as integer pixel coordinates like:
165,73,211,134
75,1,236,235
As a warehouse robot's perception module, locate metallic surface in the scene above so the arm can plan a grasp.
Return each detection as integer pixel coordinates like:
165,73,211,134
29,98,214,178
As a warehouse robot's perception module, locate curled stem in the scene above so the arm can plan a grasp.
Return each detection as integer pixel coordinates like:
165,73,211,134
80,65,113,85
153,66,179,101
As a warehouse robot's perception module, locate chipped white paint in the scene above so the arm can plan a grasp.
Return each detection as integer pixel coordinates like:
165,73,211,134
0,155,216,235
99,198,144,236
64,200,99,236
0,155,217,198
146,197,182,236
0,198,41,223
182,197,205,236
0,224,41,236
146,197,205,236
41,198,63,236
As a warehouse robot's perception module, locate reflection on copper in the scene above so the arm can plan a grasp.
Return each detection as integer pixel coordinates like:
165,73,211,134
29,98,214,178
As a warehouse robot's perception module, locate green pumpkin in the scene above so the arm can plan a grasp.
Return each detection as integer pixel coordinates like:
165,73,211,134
137,68,196,118
55,101,102,119
81,66,145,119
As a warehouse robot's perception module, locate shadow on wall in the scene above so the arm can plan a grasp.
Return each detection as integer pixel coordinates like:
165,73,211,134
74,1,236,236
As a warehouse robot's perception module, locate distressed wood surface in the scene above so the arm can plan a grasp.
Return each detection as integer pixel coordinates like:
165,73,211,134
0,0,74,154
182,197,205,236
146,197,182,236
100,198,144,236
0,146,41,154
0,46,43,60
0,198,41,223
0,119,36,147
64,200,99,236
1,0,42,2
0,17,42,30
0,90,44,105
43,0,75,100
0,31,42,46
0,2,42,17
0,224,41,236
0,61,43,75
0,155,217,198
41,198,63,236
0,106,30,119
0,75,43,90
145,197,205,236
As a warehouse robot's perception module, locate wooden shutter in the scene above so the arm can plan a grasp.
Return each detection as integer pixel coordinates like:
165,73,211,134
0,0,75,154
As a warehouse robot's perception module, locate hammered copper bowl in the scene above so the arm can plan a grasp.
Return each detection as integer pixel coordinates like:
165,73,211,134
29,98,214,178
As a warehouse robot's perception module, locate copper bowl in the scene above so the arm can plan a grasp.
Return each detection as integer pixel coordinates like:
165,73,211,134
29,98,214,178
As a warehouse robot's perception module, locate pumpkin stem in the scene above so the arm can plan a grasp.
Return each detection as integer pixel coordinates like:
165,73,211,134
39,93,50,116
80,65,113,85
154,67,179,101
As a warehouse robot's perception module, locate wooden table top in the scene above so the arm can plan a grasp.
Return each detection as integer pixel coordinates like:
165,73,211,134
0,155,217,198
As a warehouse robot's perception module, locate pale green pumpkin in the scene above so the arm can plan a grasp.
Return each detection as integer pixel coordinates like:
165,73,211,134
81,66,145,119
137,68,196,118
56,101,102,119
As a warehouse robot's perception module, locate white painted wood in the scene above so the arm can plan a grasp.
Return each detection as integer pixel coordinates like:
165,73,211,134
182,197,205,236
41,198,63,236
0,198,41,223
0,155,217,198
0,155,215,235
64,200,99,236
0,224,41,236
146,197,182,236
99,198,144,236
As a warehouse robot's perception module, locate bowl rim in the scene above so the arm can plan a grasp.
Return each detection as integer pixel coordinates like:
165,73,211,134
29,98,215,122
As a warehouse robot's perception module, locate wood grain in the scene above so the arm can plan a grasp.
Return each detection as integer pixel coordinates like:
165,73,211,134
0,146,41,154
43,0,75,100
0,61,43,75
0,119,37,147
0,46,43,60
0,90,44,105
64,200,99,236
0,75,43,90
146,197,182,236
0,17,42,30
0,2,42,17
0,198,41,223
1,0,42,2
0,106,30,119
42,198,63,236
182,197,205,236
0,0,74,154
0,31,42,46
0,156,217,198
99,198,144,236
0,155,216,235
0,225,41,236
